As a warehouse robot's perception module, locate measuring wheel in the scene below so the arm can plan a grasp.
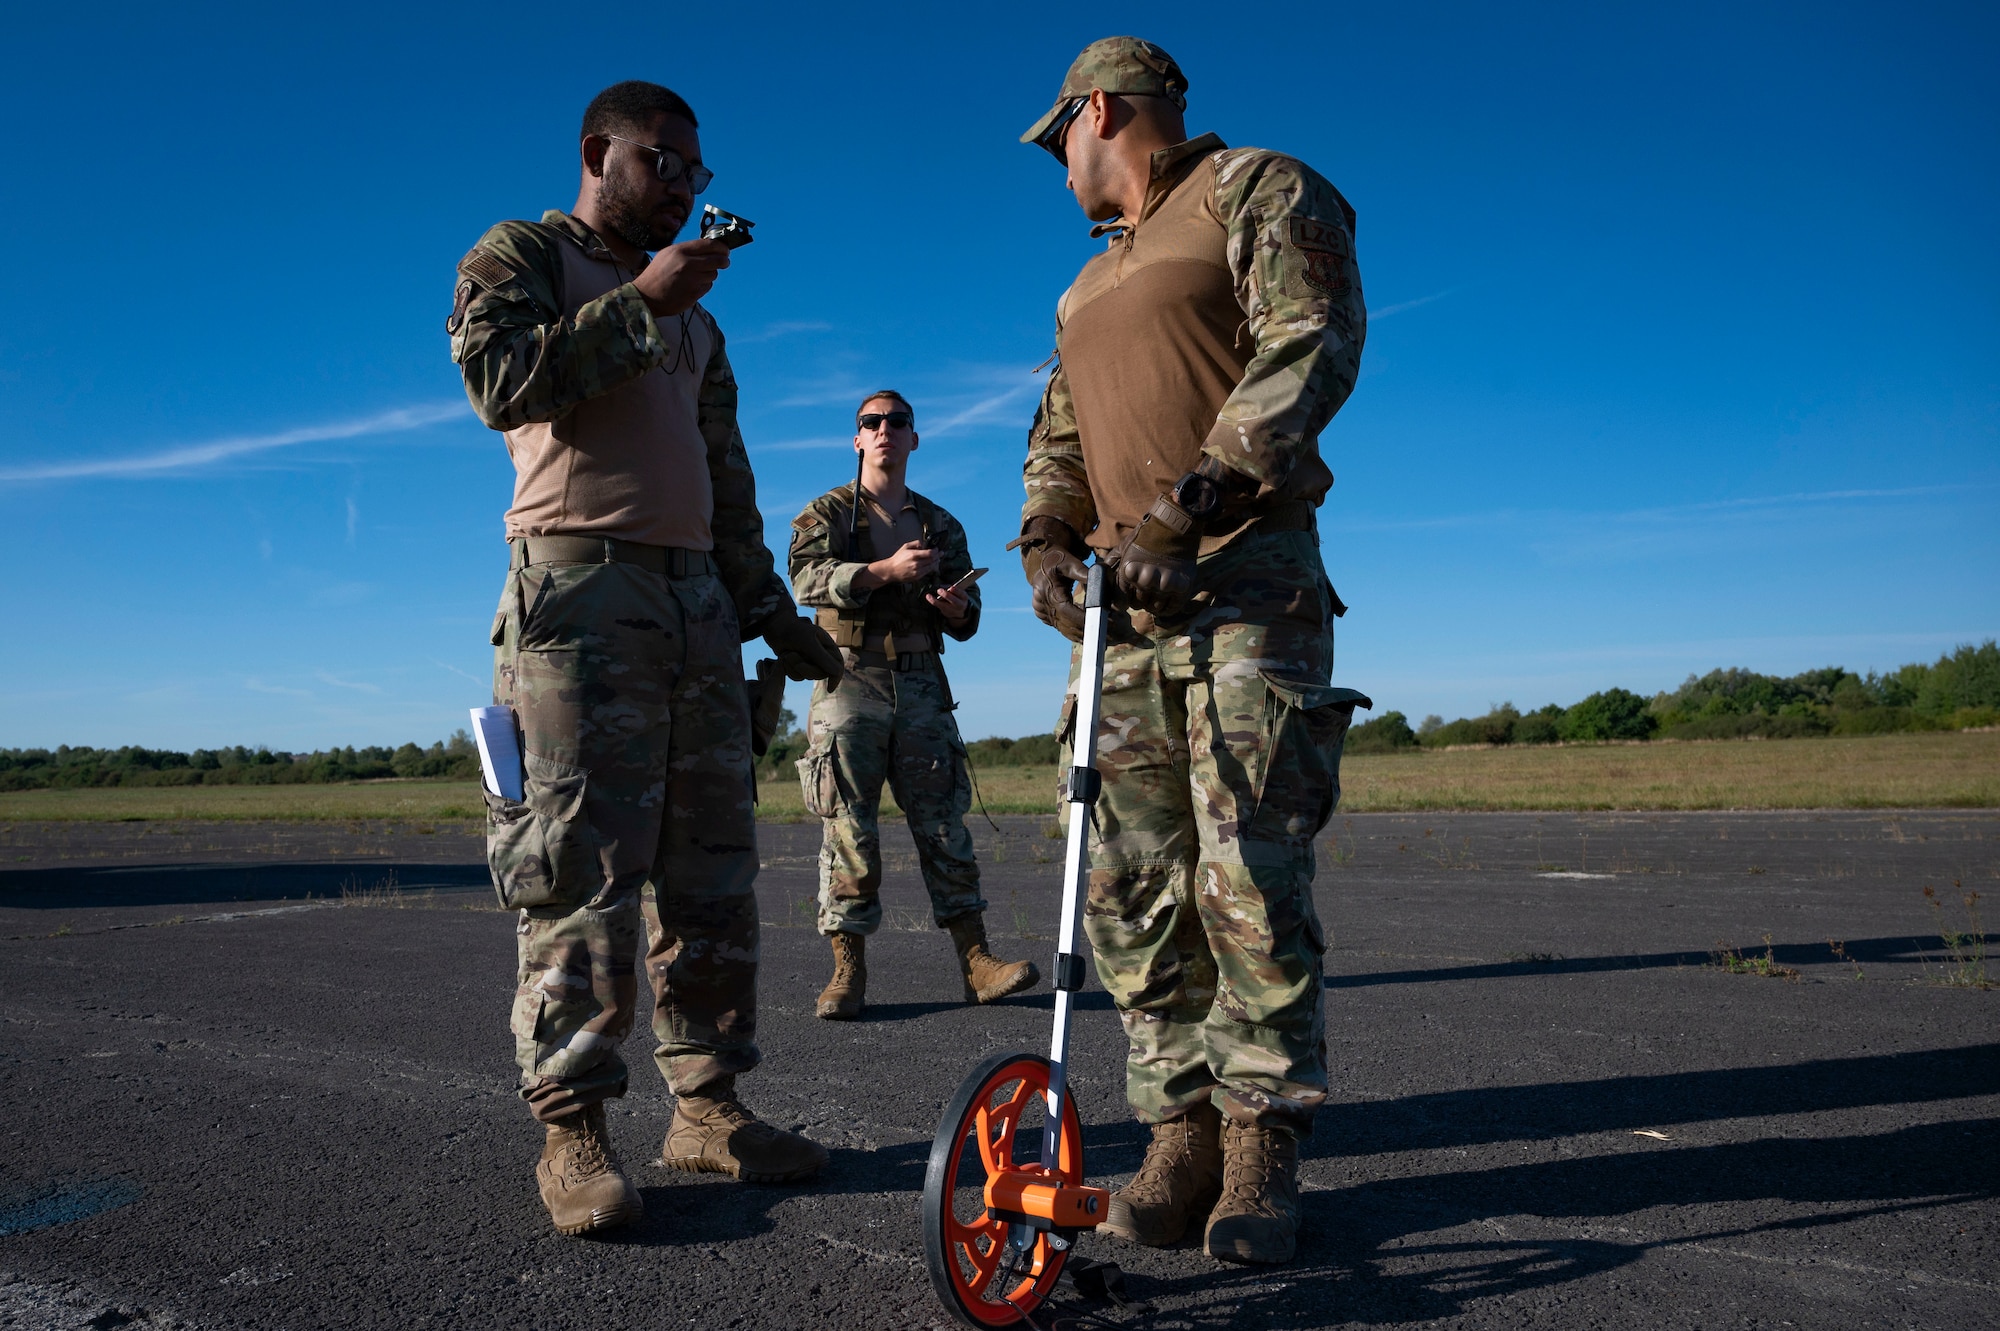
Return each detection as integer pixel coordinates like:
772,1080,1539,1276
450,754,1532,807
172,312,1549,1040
922,1051,1100,1326
924,567,1116,1327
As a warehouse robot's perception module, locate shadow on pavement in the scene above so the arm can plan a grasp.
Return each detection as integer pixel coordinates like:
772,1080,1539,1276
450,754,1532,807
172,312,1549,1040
1327,934,1997,988
0,861,493,910
1101,1119,1996,1327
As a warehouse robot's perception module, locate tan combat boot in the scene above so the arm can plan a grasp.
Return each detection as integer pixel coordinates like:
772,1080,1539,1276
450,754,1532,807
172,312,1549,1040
815,932,866,1020
946,914,1040,1003
663,1076,829,1183
1100,1100,1224,1246
535,1102,643,1236
1203,1119,1302,1264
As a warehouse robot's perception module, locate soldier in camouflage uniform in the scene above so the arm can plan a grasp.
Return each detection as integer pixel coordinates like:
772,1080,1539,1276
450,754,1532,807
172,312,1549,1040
450,80,845,1237
1013,39,1372,1265
789,392,1039,1020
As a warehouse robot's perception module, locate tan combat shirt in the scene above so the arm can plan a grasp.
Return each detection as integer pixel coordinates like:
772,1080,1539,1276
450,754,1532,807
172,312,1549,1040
1022,135,1368,555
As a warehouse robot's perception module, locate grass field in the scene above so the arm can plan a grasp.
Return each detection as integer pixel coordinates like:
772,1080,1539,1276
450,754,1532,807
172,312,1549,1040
0,731,1992,823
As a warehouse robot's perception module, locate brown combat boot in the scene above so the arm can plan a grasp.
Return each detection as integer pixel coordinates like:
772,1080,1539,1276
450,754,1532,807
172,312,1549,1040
663,1076,829,1183
1100,1100,1224,1246
1203,1119,1302,1264
535,1102,643,1236
946,913,1040,1003
815,932,865,1020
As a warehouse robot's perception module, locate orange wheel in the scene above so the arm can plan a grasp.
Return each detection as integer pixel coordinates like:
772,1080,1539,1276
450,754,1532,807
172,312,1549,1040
922,1052,1085,1327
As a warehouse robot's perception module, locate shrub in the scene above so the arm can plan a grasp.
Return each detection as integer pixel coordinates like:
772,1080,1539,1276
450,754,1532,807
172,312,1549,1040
1346,710,1419,754
1558,688,1657,742
1422,703,1520,748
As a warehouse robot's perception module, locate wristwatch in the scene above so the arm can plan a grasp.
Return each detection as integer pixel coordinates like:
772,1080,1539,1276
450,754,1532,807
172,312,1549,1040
1170,470,1222,523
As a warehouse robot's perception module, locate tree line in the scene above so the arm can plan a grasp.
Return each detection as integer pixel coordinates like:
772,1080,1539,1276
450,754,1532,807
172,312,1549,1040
7,642,1992,791
0,734,481,792
1345,640,2000,754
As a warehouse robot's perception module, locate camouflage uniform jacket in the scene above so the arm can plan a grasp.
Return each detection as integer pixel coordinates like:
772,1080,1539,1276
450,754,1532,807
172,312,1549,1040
449,209,793,639
788,485,981,651
1021,134,1367,555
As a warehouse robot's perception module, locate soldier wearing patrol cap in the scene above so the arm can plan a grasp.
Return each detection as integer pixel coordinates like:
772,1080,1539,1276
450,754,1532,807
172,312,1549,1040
451,79,845,1236
1013,38,1372,1265
788,391,1040,1021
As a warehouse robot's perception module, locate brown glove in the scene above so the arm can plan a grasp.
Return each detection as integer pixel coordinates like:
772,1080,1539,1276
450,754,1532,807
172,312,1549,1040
1115,465,1223,617
1008,515,1089,642
762,612,845,687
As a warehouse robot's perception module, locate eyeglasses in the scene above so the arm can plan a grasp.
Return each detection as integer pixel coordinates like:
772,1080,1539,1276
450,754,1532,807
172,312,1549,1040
1034,97,1088,164
604,134,714,194
856,411,914,431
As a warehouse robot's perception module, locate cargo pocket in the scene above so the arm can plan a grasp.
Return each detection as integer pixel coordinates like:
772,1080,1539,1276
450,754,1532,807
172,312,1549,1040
1251,672,1373,846
796,736,848,819
484,752,597,910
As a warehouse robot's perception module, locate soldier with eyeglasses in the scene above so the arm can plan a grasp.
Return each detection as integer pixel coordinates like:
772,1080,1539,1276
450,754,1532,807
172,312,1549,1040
787,391,1040,1022
449,79,844,1237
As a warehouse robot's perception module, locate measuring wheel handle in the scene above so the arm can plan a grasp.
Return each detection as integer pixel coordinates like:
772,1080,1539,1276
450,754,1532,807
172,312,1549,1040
922,1052,1099,1327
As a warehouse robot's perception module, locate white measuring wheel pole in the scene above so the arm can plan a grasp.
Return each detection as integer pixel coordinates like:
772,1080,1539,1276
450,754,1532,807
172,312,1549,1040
1042,564,1108,1171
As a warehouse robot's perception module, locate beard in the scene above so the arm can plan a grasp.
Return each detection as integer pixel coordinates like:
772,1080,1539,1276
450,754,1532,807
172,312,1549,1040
597,170,683,250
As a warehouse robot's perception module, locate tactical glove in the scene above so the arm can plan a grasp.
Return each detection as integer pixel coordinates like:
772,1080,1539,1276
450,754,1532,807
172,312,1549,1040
745,657,789,757
762,613,845,687
1008,515,1090,642
1115,464,1224,616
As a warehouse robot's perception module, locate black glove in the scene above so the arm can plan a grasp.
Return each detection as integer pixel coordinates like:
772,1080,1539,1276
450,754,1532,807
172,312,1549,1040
745,657,789,757
1116,465,1223,616
762,613,845,687
1008,515,1090,642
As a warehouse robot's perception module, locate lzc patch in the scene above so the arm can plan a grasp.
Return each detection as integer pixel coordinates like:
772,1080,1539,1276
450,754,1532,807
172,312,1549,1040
1283,217,1351,298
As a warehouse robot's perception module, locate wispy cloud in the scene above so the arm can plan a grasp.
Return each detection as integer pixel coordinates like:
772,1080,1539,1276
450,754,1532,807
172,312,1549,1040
1368,288,1455,321
434,660,486,688
752,437,854,453
734,320,835,344
924,382,1043,437
1341,484,1977,535
315,672,382,695
0,401,470,483
244,678,313,699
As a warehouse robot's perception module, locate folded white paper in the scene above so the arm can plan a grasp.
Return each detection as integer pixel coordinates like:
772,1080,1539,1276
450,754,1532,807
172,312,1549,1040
469,705,524,802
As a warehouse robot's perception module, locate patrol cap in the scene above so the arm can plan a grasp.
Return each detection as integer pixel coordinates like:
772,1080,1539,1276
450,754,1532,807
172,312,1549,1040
1020,37,1188,148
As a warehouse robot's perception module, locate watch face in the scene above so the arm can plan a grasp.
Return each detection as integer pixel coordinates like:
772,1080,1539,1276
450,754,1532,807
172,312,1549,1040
1175,474,1220,518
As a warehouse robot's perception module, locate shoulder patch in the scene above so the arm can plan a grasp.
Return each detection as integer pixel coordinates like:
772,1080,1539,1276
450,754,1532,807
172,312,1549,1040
791,511,827,532
458,248,518,291
1282,216,1352,298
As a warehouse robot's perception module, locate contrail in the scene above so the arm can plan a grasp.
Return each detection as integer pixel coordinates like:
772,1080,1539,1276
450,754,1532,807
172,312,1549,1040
0,400,471,483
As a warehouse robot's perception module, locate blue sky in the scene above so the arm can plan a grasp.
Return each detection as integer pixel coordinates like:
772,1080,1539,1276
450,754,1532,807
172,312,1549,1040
1,2,1994,750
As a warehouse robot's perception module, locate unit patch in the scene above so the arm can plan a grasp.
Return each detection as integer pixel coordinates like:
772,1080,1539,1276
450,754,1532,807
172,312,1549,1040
1283,217,1351,298
446,278,474,336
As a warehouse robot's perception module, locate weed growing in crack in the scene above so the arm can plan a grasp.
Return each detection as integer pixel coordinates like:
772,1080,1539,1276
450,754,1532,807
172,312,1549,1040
1826,939,1864,981
1712,934,1800,982
1921,883,1990,989
340,870,435,909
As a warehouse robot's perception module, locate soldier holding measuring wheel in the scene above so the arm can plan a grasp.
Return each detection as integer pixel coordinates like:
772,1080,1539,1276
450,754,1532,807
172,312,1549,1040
1013,38,1371,1265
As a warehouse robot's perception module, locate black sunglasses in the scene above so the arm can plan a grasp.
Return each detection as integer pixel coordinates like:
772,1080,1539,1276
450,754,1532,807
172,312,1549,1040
605,134,714,194
856,411,914,431
1034,97,1088,164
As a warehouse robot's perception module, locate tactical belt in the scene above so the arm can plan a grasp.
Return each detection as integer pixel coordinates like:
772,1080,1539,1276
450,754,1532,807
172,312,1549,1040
849,647,938,672
511,535,717,579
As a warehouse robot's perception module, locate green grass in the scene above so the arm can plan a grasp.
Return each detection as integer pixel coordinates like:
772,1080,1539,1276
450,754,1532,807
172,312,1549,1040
1,731,1992,822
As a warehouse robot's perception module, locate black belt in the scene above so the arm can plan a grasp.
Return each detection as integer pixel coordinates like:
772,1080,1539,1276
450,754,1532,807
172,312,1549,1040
849,647,938,672
511,535,716,578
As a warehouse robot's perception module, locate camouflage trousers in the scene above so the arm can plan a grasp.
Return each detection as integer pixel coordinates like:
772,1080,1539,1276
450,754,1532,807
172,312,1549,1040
798,657,985,935
1061,530,1361,1131
486,547,761,1123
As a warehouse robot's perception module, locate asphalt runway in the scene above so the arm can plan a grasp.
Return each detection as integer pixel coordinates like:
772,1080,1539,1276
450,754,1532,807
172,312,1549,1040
2,810,1995,1330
